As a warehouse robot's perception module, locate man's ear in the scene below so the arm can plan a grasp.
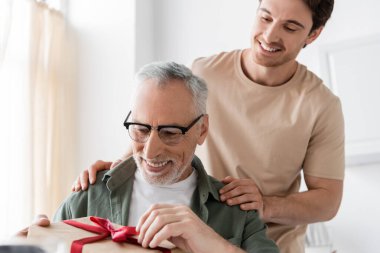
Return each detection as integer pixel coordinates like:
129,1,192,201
305,26,324,46
197,114,209,145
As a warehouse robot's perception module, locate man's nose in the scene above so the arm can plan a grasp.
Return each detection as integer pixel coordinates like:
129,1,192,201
262,23,279,43
143,130,164,159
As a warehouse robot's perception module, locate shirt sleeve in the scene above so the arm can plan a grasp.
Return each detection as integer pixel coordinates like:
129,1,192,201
52,191,89,222
53,198,73,222
242,210,279,253
303,96,345,180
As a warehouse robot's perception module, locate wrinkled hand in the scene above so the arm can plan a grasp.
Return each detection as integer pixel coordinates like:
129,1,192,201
71,159,121,192
16,214,50,237
219,176,264,215
136,204,240,253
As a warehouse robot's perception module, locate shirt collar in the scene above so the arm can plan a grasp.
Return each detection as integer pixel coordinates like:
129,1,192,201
102,158,136,191
191,155,220,202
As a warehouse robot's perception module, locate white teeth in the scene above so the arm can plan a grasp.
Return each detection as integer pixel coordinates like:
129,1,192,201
146,160,169,167
261,43,279,52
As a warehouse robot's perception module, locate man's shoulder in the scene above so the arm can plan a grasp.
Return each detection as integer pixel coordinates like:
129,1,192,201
204,175,253,216
191,49,241,75
201,175,274,251
298,64,337,97
63,170,109,204
53,170,113,222
295,63,341,111
192,50,239,64
205,174,225,192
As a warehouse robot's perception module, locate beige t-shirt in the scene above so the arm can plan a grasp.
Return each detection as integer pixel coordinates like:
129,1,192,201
192,50,345,253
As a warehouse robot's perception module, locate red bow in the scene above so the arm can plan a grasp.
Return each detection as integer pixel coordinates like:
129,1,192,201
63,216,171,253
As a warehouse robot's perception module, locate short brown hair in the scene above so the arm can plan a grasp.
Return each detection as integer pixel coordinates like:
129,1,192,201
304,0,334,31
258,0,334,32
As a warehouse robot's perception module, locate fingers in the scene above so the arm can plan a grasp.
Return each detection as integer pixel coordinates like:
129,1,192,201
136,204,176,235
219,178,258,198
137,204,187,248
141,212,182,248
72,160,113,192
240,201,263,211
71,176,81,192
80,170,90,190
220,184,257,201
33,214,50,227
15,214,50,237
219,178,263,212
221,176,236,184
220,178,245,194
15,226,29,237
222,192,257,205
71,170,89,192
89,160,113,184
136,204,229,253
222,193,263,211
136,203,178,231
148,221,184,248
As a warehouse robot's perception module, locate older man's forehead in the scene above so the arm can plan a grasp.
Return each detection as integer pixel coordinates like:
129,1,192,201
130,79,197,124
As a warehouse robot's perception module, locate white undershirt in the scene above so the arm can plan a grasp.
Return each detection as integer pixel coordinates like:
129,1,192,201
127,168,198,226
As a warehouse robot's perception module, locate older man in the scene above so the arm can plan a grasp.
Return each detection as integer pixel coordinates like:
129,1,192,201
52,62,278,253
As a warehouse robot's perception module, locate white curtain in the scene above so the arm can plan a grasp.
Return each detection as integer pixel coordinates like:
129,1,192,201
0,0,76,237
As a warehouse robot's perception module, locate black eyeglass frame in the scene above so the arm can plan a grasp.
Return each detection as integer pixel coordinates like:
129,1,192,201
123,111,204,142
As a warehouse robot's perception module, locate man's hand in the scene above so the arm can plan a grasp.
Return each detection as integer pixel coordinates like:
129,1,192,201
72,148,133,192
221,175,343,226
136,204,244,253
71,160,118,192
219,176,264,216
16,214,50,237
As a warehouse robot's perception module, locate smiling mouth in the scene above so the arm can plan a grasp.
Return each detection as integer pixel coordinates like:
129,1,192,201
142,158,172,173
259,41,282,53
145,160,169,168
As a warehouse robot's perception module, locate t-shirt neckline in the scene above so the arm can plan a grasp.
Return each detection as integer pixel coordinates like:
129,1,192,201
235,49,302,92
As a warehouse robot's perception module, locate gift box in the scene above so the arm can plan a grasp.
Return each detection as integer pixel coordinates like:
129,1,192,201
27,217,183,253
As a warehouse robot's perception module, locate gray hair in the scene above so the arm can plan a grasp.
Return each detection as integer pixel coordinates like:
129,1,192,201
134,61,208,114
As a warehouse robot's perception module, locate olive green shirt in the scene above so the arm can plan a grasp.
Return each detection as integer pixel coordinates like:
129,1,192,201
54,156,279,253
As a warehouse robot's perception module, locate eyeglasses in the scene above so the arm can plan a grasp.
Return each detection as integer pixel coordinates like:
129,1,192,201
123,111,204,145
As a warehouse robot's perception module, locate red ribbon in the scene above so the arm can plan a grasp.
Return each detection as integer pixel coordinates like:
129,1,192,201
63,216,171,253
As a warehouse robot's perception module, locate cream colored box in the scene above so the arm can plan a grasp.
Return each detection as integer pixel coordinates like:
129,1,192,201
27,217,183,253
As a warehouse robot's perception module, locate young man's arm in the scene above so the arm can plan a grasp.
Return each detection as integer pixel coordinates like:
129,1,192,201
220,97,345,225
264,175,343,224
220,175,343,225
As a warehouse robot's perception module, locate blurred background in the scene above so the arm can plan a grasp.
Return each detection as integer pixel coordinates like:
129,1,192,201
0,0,379,252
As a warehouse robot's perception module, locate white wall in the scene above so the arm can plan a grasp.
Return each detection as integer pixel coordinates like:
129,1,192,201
327,164,380,252
67,0,134,171
141,0,256,67
68,0,380,252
